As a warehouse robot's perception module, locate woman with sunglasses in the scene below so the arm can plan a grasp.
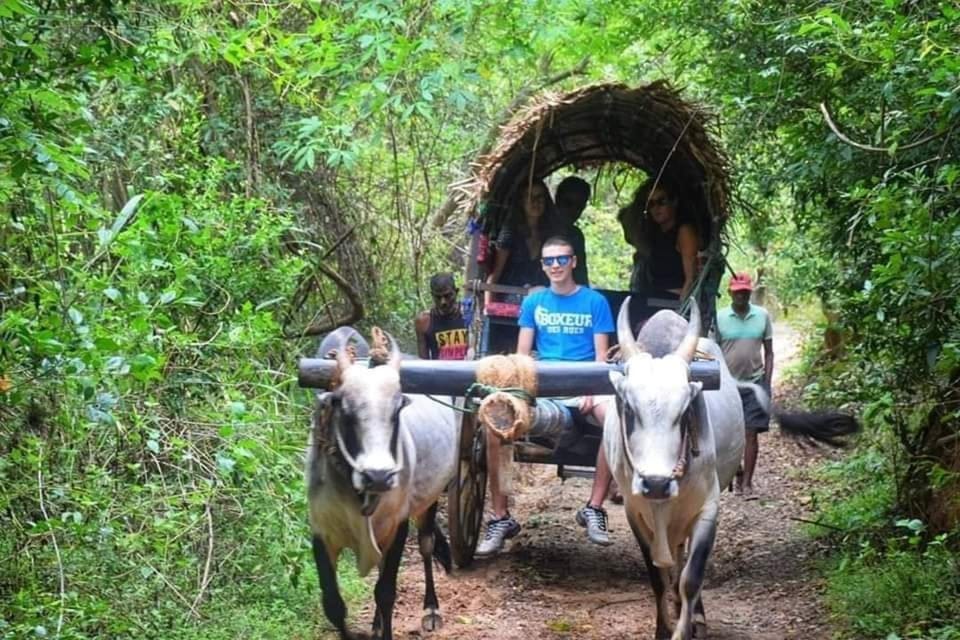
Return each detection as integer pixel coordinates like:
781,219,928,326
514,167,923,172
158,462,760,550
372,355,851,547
618,178,700,300
484,180,556,308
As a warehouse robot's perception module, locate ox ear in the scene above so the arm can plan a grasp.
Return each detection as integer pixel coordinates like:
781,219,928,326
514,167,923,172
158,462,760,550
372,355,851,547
688,381,703,400
609,370,626,394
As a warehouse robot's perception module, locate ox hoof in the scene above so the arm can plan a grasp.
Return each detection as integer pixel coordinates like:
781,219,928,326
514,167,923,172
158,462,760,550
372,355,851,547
421,609,443,632
693,620,707,638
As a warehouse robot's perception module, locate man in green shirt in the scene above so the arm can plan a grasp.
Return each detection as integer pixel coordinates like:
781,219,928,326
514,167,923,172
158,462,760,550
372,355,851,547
716,272,774,496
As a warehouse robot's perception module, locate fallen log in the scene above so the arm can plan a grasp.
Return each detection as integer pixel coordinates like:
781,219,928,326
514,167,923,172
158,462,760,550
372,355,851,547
298,357,721,395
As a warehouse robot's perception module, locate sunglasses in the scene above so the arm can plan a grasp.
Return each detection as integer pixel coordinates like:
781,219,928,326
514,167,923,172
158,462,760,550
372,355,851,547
541,255,574,267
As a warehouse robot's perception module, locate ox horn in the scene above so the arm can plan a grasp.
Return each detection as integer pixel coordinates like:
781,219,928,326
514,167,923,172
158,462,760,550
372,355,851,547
674,299,701,364
335,335,354,373
370,326,402,370
386,331,402,370
617,297,640,360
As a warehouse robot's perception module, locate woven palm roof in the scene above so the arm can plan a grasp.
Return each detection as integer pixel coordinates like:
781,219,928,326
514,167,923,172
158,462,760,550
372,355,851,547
452,81,732,236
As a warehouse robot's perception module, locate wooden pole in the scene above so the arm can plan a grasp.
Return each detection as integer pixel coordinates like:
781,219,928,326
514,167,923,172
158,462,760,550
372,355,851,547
298,358,721,395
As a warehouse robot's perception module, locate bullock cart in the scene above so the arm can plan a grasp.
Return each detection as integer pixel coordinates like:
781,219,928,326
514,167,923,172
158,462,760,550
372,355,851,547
442,82,734,567
299,82,735,568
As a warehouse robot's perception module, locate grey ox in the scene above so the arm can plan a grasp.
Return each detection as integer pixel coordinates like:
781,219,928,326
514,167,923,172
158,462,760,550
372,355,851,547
604,301,856,639
305,328,459,640
604,301,756,640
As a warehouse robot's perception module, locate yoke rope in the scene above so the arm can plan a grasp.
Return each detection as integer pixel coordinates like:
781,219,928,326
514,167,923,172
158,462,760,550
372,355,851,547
423,382,536,413
421,354,539,441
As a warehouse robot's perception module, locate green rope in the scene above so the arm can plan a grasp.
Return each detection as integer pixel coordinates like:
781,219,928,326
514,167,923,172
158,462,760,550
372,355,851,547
678,247,722,317
424,395,475,413
464,382,536,405
422,382,537,413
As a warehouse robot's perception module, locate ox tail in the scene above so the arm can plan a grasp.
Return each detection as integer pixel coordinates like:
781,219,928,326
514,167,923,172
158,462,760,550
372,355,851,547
736,382,771,413
433,527,452,574
776,411,860,447
736,382,859,447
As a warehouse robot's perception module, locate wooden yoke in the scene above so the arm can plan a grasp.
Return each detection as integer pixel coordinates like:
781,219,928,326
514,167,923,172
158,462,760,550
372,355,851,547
298,358,721,395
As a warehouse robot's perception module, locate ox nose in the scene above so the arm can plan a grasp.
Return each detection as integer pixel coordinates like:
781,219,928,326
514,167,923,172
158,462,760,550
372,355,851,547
640,475,676,500
360,469,398,493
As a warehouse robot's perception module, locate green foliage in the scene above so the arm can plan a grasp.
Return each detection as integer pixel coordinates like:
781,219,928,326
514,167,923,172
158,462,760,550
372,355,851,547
796,341,959,639
2,0,959,637
811,450,896,537
825,529,960,639
580,209,633,290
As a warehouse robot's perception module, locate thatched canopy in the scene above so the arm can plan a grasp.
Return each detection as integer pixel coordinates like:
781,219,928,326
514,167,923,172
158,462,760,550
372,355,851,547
453,81,732,241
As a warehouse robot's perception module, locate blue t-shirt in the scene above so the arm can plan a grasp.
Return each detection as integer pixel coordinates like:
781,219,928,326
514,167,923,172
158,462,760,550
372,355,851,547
518,287,615,361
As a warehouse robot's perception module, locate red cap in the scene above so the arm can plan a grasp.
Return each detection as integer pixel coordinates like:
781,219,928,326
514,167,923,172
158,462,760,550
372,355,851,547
728,272,754,292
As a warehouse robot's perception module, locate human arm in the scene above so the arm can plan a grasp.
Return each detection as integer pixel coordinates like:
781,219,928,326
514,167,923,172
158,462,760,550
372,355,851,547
414,311,431,359
593,332,610,363
580,297,614,413
676,223,699,299
763,338,774,387
484,245,511,308
578,334,611,414
517,328,535,356
762,313,774,386
516,293,537,356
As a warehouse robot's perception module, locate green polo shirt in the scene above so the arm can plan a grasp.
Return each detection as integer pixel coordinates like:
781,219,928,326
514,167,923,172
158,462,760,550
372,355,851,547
716,303,772,383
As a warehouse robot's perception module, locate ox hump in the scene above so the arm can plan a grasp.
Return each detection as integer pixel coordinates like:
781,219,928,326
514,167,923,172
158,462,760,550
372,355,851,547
636,310,688,357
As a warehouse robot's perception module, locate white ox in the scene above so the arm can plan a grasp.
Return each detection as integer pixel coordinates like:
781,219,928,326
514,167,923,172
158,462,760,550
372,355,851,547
604,301,751,640
306,329,459,640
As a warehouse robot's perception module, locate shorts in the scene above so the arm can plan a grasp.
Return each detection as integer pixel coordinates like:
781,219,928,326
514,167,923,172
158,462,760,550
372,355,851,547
528,395,613,448
738,384,770,433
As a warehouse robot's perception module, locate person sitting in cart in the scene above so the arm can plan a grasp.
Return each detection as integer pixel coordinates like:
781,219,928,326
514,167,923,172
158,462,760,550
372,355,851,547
618,178,700,300
483,179,555,308
477,236,617,557
415,272,468,360
553,176,591,286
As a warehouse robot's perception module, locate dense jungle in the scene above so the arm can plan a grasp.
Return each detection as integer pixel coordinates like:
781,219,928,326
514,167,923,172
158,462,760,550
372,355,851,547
1,1,959,638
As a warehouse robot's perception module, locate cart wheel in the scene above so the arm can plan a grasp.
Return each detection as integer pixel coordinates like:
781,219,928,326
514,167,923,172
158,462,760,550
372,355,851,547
447,414,487,568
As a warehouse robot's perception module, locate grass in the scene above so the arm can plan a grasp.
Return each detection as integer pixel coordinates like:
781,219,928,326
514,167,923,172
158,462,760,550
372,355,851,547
166,554,370,640
824,535,960,639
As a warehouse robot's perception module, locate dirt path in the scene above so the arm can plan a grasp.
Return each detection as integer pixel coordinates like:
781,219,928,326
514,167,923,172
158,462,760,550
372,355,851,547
375,322,840,639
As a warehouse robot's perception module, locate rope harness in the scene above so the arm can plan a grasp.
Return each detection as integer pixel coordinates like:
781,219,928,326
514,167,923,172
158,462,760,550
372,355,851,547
423,383,534,413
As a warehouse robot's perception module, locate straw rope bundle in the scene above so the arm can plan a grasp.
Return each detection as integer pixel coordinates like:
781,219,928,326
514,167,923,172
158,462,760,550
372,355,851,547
475,354,538,441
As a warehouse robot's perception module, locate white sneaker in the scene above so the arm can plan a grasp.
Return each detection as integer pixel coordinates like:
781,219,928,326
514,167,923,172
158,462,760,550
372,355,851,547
475,515,521,557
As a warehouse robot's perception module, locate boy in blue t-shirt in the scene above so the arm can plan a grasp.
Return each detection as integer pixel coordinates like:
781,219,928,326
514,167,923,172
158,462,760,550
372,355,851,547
477,236,617,557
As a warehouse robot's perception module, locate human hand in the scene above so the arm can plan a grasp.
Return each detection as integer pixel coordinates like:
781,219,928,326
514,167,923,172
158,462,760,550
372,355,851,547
578,395,595,414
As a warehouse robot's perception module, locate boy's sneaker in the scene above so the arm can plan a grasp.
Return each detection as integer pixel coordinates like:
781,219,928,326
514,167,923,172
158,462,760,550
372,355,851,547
576,504,613,546
475,515,521,557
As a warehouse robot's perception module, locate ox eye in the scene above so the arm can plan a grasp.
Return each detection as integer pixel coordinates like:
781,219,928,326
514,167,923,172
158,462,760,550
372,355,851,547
624,405,638,437
333,409,360,458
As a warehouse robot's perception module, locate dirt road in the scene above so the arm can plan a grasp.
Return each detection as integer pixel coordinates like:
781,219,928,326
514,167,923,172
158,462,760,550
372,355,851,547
374,322,840,639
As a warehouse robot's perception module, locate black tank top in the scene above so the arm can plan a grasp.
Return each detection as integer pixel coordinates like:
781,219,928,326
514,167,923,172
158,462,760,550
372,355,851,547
648,225,685,292
425,309,468,360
